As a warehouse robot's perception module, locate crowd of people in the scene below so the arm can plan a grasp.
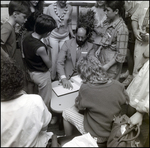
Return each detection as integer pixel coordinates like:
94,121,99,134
1,0,149,147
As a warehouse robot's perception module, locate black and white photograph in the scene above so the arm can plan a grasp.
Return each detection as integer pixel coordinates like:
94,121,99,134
1,1,149,147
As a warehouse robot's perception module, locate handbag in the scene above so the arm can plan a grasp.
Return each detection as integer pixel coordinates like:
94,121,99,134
107,114,143,147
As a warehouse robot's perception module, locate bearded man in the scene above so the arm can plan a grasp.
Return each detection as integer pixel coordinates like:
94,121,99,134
57,24,95,89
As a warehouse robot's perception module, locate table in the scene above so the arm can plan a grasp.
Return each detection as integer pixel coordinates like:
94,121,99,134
51,81,79,130
51,81,79,113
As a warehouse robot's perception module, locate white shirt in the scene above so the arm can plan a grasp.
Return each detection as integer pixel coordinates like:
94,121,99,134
1,93,53,147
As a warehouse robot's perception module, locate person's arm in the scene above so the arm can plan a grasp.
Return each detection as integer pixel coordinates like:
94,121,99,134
1,48,9,58
57,42,73,89
1,26,11,45
51,134,59,147
68,6,75,38
75,87,86,110
128,111,144,128
36,46,51,69
132,20,143,42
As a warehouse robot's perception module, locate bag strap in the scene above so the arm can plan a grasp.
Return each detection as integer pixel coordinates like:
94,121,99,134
118,125,140,143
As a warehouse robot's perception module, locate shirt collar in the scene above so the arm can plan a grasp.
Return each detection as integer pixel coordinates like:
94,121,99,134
108,17,122,28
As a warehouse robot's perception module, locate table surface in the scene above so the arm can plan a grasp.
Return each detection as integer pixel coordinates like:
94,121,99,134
51,81,79,113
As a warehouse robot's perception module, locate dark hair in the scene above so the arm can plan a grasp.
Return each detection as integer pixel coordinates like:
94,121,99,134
28,0,44,19
105,1,125,20
34,14,56,35
77,56,109,84
8,1,31,17
1,58,25,101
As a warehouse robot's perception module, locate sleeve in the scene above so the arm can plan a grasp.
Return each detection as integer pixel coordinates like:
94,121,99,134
44,5,51,16
35,95,52,130
1,25,11,45
75,85,87,110
57,41,68,77
131,4,141,22
115,25,129,63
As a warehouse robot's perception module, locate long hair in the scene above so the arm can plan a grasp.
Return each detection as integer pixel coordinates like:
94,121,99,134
28,0,44,19
77,56,109,84
1,58,25,101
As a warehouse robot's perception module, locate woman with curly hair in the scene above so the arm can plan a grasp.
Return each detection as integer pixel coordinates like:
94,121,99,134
62,55,129,147
1,57,58,147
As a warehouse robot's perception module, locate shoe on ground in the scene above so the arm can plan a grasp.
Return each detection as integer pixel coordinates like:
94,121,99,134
50,116,58,125
122,75,133,87
120,70,129,79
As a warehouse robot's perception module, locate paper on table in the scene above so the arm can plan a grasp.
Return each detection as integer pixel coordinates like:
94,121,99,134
71,75,82,86
52,81,80,97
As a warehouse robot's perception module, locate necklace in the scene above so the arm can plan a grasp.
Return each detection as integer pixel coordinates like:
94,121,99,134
54,2,68,24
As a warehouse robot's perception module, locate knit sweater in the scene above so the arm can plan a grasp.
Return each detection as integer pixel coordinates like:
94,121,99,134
76,79,129,138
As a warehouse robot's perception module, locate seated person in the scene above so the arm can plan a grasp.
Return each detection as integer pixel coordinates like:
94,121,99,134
1,57,58,147
62,56,129,147
57,24,95,89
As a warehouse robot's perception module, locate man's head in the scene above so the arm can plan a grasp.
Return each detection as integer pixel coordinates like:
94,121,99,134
75,25,90,47
8,1,31,25
34,14,56,37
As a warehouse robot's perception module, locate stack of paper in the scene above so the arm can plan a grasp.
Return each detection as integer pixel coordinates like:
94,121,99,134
52,75,83,97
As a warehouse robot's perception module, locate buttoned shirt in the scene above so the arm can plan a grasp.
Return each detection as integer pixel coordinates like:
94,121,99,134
100,17,129,63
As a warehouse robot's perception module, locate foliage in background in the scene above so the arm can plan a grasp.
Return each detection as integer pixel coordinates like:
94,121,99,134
78,9,95,43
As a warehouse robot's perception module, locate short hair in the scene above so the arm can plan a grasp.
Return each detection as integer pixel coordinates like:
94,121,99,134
77,56,109,84
8,1,31,17
105,1,125,20
1,58,24,101
34,14,56,35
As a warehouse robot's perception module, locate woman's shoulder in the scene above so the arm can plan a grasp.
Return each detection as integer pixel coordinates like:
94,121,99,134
67,3,73,11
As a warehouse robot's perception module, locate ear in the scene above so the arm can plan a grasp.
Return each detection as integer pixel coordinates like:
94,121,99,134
13,11,19,18
115,9,119,15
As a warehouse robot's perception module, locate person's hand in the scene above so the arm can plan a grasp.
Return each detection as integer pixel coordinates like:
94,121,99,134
61,78,73,89
128,112,143,128
134,29,143,42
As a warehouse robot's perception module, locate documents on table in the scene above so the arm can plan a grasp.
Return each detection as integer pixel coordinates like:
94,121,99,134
52,75,82,97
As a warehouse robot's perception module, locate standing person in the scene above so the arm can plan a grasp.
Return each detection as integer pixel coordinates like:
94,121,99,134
57,25,94,89
91,1,107,48
120,1,139,80
62,56,129,147
90,1,129,80
1,57,58,147
23,14,56,111
24,0,44,32
44,1,75,81
122,1,149,86
126,58,149,147
1,1,30,59
19,0,44,94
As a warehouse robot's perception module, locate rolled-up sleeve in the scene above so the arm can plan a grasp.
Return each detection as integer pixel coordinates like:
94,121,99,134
116,25,129,63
